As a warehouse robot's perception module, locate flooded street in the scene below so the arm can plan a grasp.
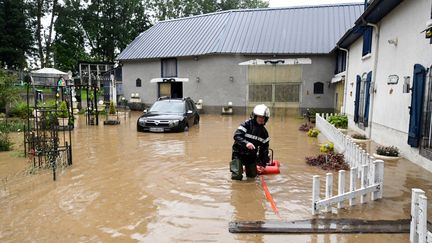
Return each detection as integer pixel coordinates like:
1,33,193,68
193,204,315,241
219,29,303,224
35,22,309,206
1,112,431,242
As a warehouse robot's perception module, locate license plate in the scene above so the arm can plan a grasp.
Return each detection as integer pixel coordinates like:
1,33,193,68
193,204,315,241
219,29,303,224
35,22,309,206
150,127,164,132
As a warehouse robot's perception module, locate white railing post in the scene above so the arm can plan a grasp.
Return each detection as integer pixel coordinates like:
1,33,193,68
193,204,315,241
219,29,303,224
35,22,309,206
373,160,384,200
349,167,357,206
312,175,320,215
418,195,428,243
360,164,368,204
325,173,333,212
410,188,425,243
338,170,345,209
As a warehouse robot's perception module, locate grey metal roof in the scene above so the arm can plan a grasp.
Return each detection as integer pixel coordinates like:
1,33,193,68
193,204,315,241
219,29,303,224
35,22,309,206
117,4,363,61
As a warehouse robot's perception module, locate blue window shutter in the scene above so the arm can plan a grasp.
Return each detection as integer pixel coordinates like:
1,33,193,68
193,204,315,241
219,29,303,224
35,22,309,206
363,71,372,127
362,27,372,56
354,75,361,123
408,64,426,147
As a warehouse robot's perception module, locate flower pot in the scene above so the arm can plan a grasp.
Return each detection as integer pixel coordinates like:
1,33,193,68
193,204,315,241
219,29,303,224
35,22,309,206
350,138,370,144
372,153,400,161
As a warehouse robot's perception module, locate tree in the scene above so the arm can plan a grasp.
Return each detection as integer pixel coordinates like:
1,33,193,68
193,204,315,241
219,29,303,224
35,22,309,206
81,0,151,62
0,0,33,69
29,0,59,68
0,69,19,114
53,0,89,72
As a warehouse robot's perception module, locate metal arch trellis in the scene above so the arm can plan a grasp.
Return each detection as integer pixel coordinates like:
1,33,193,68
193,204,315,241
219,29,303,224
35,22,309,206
23,75,73,181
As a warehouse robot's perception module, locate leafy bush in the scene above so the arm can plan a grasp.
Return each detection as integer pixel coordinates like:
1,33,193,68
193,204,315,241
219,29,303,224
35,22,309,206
307,128,320,137
8,101,33,119
0,120,25,132
299,123,314,131
305,152,349,171
320,142,334,153
0,132,13,151
376,145,399,157
328,114,348,129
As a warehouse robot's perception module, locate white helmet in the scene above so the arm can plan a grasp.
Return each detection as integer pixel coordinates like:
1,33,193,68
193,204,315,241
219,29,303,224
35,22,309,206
253,104,270,122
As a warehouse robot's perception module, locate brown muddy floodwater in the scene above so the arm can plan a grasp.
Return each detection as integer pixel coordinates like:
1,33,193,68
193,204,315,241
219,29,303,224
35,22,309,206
0,111,431,242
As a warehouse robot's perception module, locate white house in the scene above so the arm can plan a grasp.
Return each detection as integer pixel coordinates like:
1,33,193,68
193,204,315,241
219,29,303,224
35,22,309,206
337,0,432,171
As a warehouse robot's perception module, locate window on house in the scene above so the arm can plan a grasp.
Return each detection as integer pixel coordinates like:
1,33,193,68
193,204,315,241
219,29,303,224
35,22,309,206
313,82,324,94
335,50,346,74
362,26,373,56
136,78,141,87
161,58,177,77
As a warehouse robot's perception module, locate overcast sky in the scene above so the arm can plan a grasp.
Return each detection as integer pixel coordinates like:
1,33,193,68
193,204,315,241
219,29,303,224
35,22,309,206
268,0,365,8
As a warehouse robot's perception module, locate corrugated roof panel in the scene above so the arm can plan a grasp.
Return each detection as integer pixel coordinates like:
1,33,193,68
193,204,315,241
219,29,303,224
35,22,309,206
117,4,364,60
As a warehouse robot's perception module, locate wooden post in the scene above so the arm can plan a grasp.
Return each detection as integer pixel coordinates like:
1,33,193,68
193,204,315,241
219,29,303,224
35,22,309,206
410,188,425,243
418,195,428,243
349,167,357,206
338,170,345,209
325,173,333,212
312,175,320,215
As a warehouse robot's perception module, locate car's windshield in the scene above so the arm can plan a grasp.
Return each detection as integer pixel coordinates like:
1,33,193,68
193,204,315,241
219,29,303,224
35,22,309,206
149,101,185,113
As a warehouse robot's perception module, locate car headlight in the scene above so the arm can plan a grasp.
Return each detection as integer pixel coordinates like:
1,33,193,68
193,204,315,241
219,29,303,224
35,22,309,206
139,118,147,123
169,120,179,126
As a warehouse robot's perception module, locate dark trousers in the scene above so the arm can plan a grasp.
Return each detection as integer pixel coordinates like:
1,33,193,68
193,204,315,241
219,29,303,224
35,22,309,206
230,158,257,180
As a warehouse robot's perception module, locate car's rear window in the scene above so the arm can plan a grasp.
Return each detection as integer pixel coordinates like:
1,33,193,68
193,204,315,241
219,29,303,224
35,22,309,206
149,100,185,113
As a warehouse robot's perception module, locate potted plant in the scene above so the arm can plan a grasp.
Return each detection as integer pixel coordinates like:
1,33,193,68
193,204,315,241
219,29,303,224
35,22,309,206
328,114,348,130
350,133,370,143
104,101,120,125
373,145,400,161
307,128,320,137
57,101,69,126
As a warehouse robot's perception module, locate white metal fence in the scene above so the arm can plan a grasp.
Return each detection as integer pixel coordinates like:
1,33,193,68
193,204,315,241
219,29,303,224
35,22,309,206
312,113,385,215
410,188,432,243
312,160,384,215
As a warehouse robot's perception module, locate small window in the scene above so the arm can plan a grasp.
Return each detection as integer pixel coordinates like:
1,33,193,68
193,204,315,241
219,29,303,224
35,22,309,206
161,58,177,77
136,78,141,87
362,26,373,56
313,82,324,94
335,50,347,74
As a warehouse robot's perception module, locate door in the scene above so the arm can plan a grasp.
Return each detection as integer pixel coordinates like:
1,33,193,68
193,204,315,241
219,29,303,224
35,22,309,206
408,64,427,147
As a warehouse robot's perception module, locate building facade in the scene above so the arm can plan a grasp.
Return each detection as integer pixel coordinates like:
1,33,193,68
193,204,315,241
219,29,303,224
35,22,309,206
339,0,432,171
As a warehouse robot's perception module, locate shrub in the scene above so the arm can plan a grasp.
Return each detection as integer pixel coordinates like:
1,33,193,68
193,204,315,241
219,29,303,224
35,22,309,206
305,152,349,171
9,101,33,119
0,120,25,132
0,132,13,151
328,115,348,129
307,128,320,137
109,101,116,115
57,101,69,118
299,123,314,131
376,145,399,157
351,133,367,139
320,142,334,153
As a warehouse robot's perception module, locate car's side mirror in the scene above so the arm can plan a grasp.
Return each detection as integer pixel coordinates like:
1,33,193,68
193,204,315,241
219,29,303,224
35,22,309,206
143,109,148,113
187,110,193,114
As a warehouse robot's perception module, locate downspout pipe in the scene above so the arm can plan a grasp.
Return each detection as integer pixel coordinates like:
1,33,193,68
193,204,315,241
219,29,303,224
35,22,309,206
366,22,380,139
337,45,349,114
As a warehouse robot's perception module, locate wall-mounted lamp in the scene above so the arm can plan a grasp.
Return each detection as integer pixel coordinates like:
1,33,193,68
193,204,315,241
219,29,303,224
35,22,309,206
387,38,398,46
193,56,199,61
403,76,411,93
196,77,200,83
229,76,234,82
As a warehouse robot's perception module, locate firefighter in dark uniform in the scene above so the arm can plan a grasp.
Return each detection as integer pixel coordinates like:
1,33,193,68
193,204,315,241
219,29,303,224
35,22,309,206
230,104,270,180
